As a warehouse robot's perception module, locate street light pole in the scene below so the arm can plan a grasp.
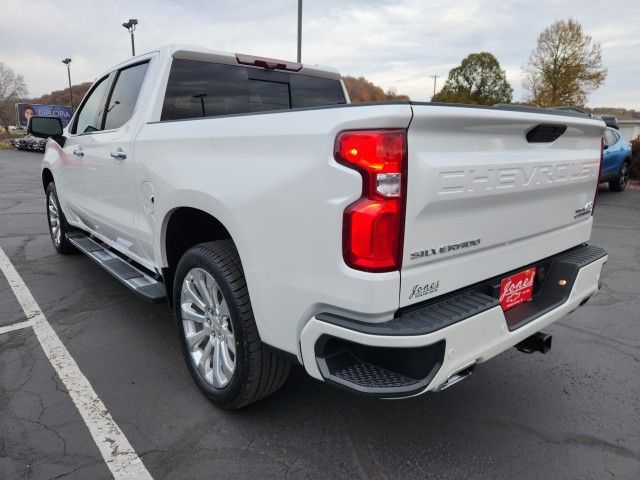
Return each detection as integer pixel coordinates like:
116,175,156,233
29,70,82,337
297,0,302,63
122,19,138,56
62,58,73,110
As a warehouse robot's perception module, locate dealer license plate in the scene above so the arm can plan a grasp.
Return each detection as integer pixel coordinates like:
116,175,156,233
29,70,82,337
499,267,536,311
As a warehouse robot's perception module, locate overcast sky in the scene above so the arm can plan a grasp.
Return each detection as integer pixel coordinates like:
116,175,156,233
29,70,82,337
1,0,639,108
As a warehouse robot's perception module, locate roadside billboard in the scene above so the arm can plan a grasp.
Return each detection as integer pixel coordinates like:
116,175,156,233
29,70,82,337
16,103,73,128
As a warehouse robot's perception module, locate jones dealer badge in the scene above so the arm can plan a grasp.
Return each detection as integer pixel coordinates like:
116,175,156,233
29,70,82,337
409,281,440,300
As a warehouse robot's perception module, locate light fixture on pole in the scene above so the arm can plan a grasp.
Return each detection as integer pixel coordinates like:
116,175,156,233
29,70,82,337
122,18,138,56
61,58,73,110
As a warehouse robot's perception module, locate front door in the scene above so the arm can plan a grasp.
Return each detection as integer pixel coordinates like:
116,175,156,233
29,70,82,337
83,61,149,254
58,74,112,226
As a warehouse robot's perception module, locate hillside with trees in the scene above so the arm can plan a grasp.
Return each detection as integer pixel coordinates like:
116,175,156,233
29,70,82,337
590,107,640,120
342,76,409,102
29,82,92,108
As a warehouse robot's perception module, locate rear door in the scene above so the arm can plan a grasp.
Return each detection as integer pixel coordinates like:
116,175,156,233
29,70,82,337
400,105,605,308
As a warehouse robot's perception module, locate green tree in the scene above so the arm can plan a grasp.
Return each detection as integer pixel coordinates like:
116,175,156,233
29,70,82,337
0,62,28,130
432,52,512,105
523,18,606,107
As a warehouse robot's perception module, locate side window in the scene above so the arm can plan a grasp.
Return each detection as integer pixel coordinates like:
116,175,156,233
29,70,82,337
73,76,110,134
104,62,149,130
604,130,615,146
612,131,620,143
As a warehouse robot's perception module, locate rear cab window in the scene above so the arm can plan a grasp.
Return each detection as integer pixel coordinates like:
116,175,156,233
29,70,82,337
161,59,346,121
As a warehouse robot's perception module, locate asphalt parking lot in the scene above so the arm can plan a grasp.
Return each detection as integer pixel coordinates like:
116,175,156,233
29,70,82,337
0,148,639,480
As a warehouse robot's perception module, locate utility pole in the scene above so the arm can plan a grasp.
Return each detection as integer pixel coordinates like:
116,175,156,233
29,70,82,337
122,19,138,56
297,0,302,62
62,58,73,109
429,75,439,98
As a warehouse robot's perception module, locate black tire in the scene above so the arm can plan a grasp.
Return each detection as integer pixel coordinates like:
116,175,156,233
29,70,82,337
609,161,630,192
173,240,290,409
45,182,76,254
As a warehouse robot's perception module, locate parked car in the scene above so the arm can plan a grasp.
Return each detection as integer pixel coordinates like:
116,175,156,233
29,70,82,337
601,127,632,192
12,135,45,152
10,138,25,150
30,45,607,409
600,115,619,130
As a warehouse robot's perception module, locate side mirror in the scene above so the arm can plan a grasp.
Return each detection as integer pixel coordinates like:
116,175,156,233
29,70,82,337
28,116,65,146
603,144,609,150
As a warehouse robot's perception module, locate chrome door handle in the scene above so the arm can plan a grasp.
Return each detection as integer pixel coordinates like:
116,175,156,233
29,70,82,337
110,149,127,160
73,148,84,157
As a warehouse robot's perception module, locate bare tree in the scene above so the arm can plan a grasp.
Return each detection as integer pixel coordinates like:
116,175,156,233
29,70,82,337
0,63,28,131
523,19,606,107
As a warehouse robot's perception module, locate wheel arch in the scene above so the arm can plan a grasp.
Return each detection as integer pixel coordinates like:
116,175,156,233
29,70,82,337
42,168,54,191
160,205,244,306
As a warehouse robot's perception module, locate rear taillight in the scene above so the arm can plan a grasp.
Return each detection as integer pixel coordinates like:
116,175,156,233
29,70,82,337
334,129,407,272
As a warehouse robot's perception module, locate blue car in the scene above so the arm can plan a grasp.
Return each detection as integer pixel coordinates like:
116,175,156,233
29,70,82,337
601,127,632,192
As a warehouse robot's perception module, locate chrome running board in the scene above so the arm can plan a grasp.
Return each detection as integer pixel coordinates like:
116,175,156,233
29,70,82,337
67,232,166,303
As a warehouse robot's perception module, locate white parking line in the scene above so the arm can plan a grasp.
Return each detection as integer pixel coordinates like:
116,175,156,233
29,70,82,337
0,319,35,335
0,246,153,480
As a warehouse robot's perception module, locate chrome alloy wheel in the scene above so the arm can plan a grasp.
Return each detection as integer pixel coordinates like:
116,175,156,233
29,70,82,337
180,268,236,388
48,190,61,247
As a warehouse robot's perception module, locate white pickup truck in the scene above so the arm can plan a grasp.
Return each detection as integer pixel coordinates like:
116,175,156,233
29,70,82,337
30,45,607,408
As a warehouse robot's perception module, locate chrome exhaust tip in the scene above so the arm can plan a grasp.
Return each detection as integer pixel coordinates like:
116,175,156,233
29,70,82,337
435,363,475,392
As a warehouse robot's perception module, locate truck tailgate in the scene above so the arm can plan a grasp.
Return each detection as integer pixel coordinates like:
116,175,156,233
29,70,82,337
400,105,605,308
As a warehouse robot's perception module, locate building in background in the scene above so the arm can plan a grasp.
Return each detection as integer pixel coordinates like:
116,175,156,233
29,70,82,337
619,120,640,141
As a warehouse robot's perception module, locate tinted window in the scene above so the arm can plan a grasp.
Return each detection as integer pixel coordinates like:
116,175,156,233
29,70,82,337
249,79,290,112
73,76,110,134
290,74,345,108
162,59,346,121
104,62,149,130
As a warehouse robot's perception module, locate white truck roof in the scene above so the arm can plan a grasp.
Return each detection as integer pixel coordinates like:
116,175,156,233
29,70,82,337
105,44,342,81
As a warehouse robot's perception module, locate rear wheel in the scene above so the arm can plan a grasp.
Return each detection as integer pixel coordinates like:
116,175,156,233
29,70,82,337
609,161,629,192
45,182,76,254
173,240,290,409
